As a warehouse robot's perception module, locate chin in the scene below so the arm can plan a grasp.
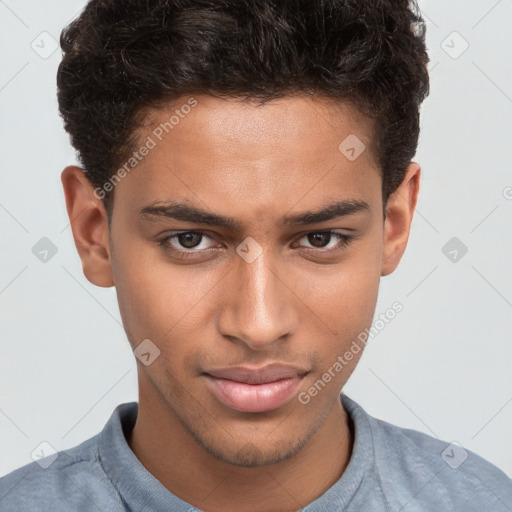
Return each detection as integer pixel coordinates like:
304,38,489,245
192,428,312,468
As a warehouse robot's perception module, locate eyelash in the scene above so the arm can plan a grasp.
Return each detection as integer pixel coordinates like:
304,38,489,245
156,230,355,259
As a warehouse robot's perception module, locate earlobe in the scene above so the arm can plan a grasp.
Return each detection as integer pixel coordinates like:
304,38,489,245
381,163,421,277
61,166,114,288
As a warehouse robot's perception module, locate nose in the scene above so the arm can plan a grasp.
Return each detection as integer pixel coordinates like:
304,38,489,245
216,250,298,350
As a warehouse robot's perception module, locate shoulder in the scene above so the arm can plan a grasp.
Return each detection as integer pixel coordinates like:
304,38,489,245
344,395,512,511
0,432,123,511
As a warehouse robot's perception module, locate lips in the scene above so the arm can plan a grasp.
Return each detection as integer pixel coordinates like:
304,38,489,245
203,364,308,413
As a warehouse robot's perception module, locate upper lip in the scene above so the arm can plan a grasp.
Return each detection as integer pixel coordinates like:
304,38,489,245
204,364,309,385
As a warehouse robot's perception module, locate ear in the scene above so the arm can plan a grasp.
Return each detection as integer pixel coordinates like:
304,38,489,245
61,166,114,287
381,162,420,276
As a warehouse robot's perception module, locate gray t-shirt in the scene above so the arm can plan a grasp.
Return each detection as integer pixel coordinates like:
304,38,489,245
1,393,511,511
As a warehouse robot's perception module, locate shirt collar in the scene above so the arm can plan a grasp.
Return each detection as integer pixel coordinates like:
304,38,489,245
98,392,373,511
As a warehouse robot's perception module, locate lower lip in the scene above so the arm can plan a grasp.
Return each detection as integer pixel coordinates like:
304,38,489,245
204,374,304,413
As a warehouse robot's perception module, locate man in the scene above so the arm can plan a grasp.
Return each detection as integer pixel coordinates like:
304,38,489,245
1,0,511,510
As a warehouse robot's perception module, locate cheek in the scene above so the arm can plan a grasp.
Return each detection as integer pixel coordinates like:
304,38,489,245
110,240,220,347
314,239,382,319
310,237,383,359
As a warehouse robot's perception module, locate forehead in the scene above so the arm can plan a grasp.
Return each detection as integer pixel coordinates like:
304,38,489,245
140,93,376,158
114,94,381,218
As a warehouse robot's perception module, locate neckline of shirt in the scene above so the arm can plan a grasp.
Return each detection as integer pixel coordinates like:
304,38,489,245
98,392,375,511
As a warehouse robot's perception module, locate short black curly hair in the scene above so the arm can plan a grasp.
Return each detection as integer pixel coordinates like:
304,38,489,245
57,0,430,218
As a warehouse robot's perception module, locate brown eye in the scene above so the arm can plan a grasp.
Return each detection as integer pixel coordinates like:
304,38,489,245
175,232,203,249
297,231,354,251
306,232,333,248
157,231,218,256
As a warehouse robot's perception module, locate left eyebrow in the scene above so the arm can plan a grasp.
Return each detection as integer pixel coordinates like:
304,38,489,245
282,199,370,226
138,198,370,230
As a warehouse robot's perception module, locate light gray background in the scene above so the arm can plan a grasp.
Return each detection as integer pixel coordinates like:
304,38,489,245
1,0,511,478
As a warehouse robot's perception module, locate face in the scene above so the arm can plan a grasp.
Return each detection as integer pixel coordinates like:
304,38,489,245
62,94,419,467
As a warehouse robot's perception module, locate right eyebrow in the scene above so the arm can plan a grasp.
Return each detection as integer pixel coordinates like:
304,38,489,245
139,202,243,230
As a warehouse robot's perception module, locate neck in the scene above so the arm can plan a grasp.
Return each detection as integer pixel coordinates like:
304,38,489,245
128,381,354,512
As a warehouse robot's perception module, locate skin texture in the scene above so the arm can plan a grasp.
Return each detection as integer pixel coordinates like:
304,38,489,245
61,94,420,512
